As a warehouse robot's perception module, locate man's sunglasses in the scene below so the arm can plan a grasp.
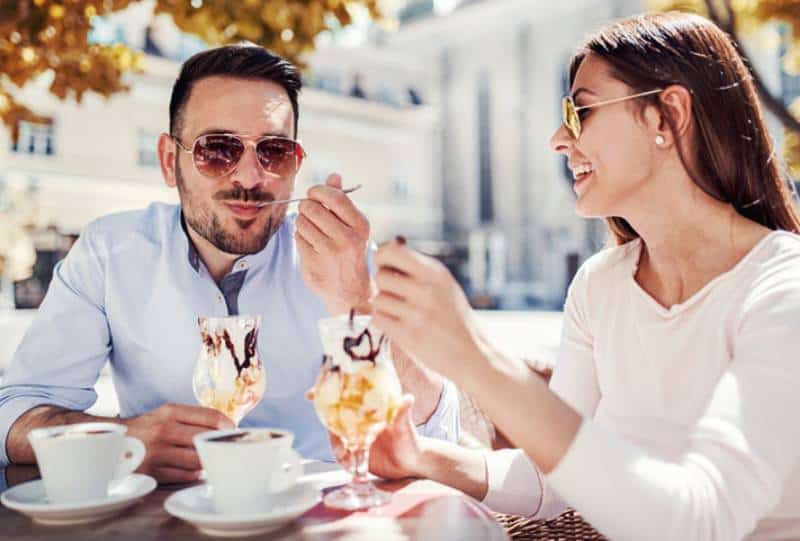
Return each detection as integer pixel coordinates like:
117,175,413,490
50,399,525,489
562,88,663,139
171,132,307,179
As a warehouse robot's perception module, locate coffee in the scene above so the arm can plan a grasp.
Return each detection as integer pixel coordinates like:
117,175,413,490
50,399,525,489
48,429,114,439
208,431,284,443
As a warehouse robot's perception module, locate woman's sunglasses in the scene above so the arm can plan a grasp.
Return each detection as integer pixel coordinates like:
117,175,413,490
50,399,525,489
171,132,307,179
561,88,663,139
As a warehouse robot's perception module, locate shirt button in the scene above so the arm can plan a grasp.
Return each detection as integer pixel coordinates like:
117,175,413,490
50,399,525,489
217,294,223,303
238,261,247,270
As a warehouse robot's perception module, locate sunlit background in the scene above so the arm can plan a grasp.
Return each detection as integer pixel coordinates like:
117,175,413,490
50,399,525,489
1,0,799,382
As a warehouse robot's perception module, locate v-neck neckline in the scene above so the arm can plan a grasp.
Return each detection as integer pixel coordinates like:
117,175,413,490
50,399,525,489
628,231,782,317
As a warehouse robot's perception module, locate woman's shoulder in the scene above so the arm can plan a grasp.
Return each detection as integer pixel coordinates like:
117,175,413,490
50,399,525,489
729,231,800,329
753,230,800,263
740,231,800,297
574,238,642,286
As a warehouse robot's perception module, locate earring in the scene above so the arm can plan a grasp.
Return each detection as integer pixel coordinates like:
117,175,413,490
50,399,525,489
655,135,665,146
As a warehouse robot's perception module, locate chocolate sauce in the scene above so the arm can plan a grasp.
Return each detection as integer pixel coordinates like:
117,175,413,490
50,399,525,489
221,329,257,377
221,330,242,375
201,330,221,357
242,327,257,372
342,328,386,364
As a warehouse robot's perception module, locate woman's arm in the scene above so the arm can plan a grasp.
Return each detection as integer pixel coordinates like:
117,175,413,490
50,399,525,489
373,240,800,540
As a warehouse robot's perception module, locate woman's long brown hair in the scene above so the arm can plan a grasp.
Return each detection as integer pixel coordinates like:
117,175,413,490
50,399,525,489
569,12,800,245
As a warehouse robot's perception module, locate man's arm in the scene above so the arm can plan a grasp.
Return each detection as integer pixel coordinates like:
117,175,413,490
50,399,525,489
7,402,234,484
391,346,444,423
6,406,110,464
0,222,234,483
0,223,111,467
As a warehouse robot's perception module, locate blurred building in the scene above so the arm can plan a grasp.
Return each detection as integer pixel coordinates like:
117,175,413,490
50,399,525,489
2,0,793,311
381,0,644,307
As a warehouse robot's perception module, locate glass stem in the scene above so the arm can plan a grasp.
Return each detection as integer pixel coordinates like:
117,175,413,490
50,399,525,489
350,446,371,489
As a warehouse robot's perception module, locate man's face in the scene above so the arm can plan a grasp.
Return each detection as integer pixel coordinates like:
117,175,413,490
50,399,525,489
164,76,297,255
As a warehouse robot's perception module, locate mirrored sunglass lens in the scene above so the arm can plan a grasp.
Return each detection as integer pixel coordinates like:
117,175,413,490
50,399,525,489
256,139,299,174
194,135,244,177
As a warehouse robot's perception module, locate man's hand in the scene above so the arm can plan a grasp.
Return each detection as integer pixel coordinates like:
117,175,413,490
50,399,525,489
121,403,233,484
7,403,233,485
295,173,375,315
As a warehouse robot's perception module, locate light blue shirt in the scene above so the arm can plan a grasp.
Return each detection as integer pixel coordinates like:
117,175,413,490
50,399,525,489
0,203,459,466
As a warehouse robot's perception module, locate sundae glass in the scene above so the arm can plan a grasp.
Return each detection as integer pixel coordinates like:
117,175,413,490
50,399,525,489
193,315,266,427
312,311,401,510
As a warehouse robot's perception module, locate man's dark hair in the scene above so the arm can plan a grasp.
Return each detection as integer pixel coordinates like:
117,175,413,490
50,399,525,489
169,44,302,139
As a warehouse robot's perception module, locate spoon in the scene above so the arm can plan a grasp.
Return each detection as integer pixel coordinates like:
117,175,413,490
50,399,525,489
253,184,362,207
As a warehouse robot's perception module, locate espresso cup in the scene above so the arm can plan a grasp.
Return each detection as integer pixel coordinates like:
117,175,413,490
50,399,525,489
194,428,302,515
27,422,146,504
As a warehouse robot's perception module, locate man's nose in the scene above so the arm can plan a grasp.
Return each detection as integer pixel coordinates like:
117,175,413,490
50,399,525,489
229,145,271,190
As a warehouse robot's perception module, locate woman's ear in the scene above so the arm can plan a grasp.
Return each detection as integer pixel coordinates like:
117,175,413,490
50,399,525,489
647,84,693,148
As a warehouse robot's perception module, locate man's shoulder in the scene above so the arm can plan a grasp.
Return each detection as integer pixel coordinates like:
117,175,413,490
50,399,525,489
84,203,179,248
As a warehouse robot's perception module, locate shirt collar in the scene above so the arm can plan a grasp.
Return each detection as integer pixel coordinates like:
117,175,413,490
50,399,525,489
176,207,282,277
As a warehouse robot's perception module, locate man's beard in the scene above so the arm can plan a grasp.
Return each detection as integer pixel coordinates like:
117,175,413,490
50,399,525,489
175,160,286,255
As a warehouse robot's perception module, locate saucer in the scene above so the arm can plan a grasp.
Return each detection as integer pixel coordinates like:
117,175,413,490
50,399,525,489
164,481,320,537
0,474,156,525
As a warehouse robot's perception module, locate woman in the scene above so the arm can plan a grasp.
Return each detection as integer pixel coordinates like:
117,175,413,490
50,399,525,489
363,12,800,541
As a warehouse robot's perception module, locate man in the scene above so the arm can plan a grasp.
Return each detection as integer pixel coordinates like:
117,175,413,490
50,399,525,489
0,45,459,484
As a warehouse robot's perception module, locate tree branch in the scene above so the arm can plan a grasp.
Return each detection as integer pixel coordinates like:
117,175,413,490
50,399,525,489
705,0,800,133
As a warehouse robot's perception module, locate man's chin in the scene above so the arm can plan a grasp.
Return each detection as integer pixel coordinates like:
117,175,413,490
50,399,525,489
213,232,269,255
214,215,283,255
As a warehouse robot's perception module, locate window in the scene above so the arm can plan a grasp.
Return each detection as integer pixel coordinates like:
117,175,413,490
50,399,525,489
477,72,494,224
11,120,54,156
13,228,75,309
137,129,159,168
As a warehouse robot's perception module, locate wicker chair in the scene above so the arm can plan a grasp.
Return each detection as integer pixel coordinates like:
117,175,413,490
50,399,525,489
494,509,607,541
458,359,606,540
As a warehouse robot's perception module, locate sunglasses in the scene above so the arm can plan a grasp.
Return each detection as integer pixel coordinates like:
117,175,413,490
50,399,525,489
171,132,307,179
561,88,663,139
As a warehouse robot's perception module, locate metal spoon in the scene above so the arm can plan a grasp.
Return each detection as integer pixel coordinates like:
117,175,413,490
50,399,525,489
253,184,363,207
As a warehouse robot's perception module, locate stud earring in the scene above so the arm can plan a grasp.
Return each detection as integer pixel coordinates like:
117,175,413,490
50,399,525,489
655,135,665,146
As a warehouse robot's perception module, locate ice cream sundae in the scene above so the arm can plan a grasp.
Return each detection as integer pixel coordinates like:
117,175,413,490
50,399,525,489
312,311,401,510
193,315,266,426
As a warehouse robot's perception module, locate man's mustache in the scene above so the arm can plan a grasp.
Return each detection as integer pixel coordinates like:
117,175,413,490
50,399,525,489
213,186,275,203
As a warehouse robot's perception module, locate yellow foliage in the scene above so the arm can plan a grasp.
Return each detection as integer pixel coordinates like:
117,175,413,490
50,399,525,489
649,0,800,174
0,0,384,140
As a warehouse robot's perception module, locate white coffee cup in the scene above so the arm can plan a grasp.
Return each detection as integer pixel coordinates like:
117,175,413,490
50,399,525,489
194,428,302,515
28,422,146,504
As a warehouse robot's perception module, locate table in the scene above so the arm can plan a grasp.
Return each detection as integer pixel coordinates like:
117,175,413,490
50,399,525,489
1,462,510,541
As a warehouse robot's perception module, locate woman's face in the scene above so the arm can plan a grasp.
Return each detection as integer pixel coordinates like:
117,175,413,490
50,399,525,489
550,54,662,219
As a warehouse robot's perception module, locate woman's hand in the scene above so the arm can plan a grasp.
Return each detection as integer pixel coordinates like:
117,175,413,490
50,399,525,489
372,238,487,384
309,390,490,500
328,395,428,480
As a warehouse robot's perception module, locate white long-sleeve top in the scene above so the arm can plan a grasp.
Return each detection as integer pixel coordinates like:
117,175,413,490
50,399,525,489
482,231,800,540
